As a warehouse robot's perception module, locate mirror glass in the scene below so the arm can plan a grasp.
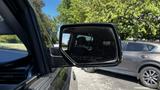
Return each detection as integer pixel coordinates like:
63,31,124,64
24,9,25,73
60,26,118,64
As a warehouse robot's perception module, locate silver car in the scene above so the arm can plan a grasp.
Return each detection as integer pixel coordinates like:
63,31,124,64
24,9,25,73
84,41,160,89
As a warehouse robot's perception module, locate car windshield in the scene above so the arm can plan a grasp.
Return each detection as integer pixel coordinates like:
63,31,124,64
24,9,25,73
30,0,160,90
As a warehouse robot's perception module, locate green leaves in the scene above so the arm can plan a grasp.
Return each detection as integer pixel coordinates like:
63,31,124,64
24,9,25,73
31,0,59,45
57,0,160,40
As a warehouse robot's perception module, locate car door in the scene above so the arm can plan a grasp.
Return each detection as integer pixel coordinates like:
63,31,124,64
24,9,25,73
27,68,74,90
117,42,147,73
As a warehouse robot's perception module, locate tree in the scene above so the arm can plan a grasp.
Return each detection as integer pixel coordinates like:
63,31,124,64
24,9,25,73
32,0,58,45
57,0,160,40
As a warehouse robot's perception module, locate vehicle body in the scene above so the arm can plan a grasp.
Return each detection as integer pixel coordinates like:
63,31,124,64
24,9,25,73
0,0,121,90
84,41,160,88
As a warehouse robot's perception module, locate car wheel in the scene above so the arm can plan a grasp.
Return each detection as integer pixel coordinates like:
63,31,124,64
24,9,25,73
83,68,96,73
139,66,160,89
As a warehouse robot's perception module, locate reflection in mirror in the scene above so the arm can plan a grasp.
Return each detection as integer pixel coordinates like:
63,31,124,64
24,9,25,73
61,26,118,64
62,33,71,51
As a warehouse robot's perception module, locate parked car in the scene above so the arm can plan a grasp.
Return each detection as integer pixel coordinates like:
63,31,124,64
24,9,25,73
0,0,121,90
84,41,160,89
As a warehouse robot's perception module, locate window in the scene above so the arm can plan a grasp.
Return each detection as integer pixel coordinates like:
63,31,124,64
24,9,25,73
77,35,93,42
153,46,160,52
0,35,28,63
0,34,29,84
121,41,127,51
0,35,27,51
29,0,57,48
146,45,155,51
61,33,71,50
125,43,146,51
27,0,160,89
75,35,93,50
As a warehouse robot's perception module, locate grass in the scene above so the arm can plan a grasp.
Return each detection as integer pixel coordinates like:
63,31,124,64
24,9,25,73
0,43,27,51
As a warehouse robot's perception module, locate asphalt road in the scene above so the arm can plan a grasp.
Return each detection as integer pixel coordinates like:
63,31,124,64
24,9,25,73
73,67,155,90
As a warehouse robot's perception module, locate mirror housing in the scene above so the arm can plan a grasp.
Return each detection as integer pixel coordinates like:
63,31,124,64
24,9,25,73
52,23,122,67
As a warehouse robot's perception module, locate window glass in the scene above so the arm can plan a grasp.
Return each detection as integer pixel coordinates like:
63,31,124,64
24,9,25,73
153,46,160,52
146,45,155,51
62,33,71,50
75,35,93,50
126,43,146,51
27,0,160,89
77,35,93,42
0,35,27,51
0,34,28,63
121,41,127,51
29,0,58,48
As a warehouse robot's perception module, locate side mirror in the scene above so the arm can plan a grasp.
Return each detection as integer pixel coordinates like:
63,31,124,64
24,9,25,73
57,23,122,67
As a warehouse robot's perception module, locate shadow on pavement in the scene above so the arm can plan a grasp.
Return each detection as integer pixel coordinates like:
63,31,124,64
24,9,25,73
95,70,139,83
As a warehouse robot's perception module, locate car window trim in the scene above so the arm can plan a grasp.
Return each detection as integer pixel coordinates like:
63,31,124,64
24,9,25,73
0,1,31,52
3,0,51,74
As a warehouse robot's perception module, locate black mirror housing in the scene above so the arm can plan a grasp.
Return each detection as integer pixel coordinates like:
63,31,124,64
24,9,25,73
57,23,122,67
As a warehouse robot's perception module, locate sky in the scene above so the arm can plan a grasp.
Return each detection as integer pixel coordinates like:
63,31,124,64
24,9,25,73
42,0,69,44
42,0,61,17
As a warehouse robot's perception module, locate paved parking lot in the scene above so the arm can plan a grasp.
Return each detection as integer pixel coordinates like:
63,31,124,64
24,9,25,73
73,67,155,90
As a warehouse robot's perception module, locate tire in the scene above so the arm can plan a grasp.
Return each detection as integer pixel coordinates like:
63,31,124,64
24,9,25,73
139,66,160,89
83,68,96,73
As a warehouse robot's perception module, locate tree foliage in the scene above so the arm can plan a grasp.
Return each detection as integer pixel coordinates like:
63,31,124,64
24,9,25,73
32,0,58,45
0,35,21,43
57,0,160,40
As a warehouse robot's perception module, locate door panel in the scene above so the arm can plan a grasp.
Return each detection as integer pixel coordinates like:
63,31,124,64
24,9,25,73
115,42,148,72
26,68,71,90
49,68,70,90
118,51,143,72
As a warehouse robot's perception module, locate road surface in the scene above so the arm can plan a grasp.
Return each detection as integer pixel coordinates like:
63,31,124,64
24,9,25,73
73,67,155,90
